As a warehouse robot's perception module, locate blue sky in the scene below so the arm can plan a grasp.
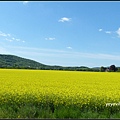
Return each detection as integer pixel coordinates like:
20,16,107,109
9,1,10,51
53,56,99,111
0,1,120,67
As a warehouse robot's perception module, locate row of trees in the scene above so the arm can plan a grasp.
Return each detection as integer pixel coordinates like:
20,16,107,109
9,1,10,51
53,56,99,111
100,65,119,72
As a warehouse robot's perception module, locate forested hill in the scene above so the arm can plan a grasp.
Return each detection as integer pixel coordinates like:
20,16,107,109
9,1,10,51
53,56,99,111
0,54,47,69
0,54,99,71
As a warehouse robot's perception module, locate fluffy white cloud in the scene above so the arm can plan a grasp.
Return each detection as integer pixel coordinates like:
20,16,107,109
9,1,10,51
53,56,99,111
99,29,103,32
58,17,71,22
45,37,55,40
116,28,120,37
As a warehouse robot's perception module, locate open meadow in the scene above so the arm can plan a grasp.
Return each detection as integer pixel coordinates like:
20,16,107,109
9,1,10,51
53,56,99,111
0,69,120,118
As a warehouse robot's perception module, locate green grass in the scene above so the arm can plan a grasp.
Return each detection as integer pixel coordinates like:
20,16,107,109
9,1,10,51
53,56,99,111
0,103,120,118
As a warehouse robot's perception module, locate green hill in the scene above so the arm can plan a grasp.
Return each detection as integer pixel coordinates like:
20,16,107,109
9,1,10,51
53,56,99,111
0,54,48,69
0,54,100,71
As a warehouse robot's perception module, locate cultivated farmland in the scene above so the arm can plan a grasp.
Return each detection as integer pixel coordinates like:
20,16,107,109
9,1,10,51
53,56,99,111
0,69,120,118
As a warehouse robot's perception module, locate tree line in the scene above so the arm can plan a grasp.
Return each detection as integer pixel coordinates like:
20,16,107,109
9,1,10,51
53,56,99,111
0,54,120,72
100,65,120,72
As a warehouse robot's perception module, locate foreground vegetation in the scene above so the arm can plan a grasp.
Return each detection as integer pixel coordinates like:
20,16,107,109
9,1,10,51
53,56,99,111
0,69,120,118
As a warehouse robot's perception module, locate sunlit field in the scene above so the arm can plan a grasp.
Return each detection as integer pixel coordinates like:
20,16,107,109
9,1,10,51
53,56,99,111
0,69,120,118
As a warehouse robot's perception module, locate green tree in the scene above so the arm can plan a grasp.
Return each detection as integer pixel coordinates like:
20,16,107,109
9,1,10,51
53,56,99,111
109,65,116,72
100,66,106,72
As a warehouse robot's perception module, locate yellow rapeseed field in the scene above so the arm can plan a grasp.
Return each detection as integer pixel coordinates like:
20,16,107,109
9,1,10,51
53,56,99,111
0,69,120,109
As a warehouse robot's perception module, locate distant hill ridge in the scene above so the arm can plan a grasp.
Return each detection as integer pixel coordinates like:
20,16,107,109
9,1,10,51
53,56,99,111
0,54,47,69
0,54,100,71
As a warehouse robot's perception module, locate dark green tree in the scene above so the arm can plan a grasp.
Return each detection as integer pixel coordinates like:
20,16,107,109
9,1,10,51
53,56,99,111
100,66,106,72
109,65,116,72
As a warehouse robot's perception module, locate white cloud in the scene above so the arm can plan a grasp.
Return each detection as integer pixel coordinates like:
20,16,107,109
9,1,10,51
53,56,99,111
58,17,71,22
105,31,111,34
0,31,10,37
99,29,103,32
5,38,13,42
67,47,72,49
49,38,55,40
0,31,25,43
9,40,13,42
45,37,55,40
116,28,120,38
